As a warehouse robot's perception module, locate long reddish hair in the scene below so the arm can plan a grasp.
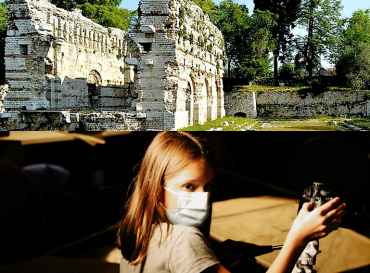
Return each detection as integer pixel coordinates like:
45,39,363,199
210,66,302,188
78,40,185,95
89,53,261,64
117,132,213,265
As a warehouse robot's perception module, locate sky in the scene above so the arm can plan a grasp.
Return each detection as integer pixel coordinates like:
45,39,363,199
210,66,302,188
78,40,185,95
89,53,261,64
120,0,369,18
120,0,369,67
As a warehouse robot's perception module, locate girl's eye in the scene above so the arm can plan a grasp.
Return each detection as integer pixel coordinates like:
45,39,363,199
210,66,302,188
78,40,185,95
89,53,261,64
185,184,194,190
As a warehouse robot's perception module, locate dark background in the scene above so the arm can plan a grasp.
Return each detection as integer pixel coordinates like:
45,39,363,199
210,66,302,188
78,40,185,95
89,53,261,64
1,132,369,265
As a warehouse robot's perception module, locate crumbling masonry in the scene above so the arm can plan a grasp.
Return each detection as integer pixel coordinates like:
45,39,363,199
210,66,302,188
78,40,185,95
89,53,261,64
0,0,225,130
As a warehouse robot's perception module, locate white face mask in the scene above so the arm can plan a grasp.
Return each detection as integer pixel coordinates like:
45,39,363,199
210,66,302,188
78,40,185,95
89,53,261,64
159,187,210,228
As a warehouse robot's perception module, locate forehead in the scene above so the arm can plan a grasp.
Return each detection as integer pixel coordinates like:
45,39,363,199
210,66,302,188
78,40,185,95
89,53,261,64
165,158,214,185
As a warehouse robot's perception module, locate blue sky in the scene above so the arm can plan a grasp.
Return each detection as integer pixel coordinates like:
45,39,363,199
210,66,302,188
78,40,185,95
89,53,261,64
120,0,369,18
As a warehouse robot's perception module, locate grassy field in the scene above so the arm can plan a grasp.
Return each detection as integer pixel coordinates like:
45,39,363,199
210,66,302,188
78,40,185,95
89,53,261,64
179,116,370,131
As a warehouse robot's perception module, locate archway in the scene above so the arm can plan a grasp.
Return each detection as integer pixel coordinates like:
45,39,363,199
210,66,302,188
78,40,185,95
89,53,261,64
206,78,213,122
87,70,102,110
234,112,247,118
217,84,222,118
185,81,193,126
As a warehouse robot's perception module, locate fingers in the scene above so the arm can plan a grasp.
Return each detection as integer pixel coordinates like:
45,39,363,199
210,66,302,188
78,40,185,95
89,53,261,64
318,197,341,214
301,201,313,212
325,202,346,220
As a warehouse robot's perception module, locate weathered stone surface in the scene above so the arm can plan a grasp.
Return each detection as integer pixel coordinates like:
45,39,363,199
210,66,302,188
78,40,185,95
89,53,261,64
225,91,370,118
2,0,225,131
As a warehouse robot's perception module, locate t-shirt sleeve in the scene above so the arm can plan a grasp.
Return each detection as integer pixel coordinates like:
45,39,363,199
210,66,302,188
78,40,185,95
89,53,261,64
169,227,220,273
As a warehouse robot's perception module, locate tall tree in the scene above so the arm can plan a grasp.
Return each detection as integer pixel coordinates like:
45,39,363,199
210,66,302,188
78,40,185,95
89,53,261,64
213,0,250,78
342,9,370,47
336,42,370,90
294,0,343,77
253,0,301,78
214,0,276,79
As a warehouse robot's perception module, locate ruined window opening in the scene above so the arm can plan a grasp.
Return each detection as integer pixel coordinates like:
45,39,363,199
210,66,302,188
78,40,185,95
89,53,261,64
88,83,100,109
141,43,152,52
145,33,154,38
20,45,28,55
45,58,53,75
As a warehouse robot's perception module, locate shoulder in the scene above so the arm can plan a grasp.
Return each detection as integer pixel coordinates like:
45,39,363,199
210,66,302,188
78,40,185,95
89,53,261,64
167,224,219,273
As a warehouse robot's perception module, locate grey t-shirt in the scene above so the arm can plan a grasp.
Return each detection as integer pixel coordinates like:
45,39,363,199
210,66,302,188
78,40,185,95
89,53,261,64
120,223,220,273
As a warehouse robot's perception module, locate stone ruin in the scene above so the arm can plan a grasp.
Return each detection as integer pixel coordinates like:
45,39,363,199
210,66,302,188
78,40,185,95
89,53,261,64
0,0,225,130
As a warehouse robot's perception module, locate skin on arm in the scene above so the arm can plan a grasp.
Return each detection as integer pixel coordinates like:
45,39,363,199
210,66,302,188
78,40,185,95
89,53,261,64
202,197,346,273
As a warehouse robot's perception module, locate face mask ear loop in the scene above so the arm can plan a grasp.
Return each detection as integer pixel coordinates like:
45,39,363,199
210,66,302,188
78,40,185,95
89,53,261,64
163,187,179,196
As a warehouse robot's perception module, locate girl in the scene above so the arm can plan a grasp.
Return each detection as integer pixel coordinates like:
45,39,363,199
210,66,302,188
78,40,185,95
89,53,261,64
117,132,345,273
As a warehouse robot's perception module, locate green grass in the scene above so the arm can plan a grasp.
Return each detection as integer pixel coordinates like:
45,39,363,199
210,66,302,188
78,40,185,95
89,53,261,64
178,116,256,131
178,116,370,131
232,85,358,93
234,85,309,93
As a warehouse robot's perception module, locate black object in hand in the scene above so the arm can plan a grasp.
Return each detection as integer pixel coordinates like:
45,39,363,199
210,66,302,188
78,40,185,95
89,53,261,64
242,245,283,257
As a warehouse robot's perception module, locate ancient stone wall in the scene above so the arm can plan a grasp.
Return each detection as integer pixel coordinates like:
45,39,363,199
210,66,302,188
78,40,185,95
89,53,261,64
224,91,257,118
225,91,370,117
4,0,130,113
130,0,225,130
1,0,225,131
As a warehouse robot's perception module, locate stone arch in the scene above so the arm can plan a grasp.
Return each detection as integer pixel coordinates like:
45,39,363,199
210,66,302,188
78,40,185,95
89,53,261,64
44,57,53,75
185,79,194,126
234,112,247,118
193,78,207,125
124,37,141,97
216,79,223,118
206,78,213,122
87,70,102,110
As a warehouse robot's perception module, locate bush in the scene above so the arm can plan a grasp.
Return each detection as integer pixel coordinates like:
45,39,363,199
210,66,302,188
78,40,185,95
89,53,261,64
336,42,370,90
279,63,295,84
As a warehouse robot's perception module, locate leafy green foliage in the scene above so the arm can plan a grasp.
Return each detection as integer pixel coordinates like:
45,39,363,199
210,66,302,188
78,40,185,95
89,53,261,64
279,62,295,82
0,2,7,45
76,3,133,30
49,0,133,31
191,0,218,17
341,9,370,47
294,0,343,77
49,0,121,10
214,0,276,79
336,42,370,90
254,0,301,77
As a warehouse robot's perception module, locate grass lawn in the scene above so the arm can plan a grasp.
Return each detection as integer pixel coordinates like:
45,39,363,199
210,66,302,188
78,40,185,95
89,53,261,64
179,116,370,131
233,85,353,93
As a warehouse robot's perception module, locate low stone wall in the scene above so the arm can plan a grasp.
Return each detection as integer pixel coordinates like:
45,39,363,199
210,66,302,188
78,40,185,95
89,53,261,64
224,91,257,118
225,90,370,117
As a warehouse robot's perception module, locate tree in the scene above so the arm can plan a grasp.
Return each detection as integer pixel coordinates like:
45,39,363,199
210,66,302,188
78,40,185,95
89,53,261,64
214,0,276,79
342,9,370,47
192,0,218,17
213,0,250,78
336,42,370,90
254,0,301,78
48,0,134,31
279,62,295,82
77,3,134,30
294,0,343,77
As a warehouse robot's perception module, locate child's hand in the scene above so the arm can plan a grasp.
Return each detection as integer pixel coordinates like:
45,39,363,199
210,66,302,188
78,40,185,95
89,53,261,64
289,197,346,244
